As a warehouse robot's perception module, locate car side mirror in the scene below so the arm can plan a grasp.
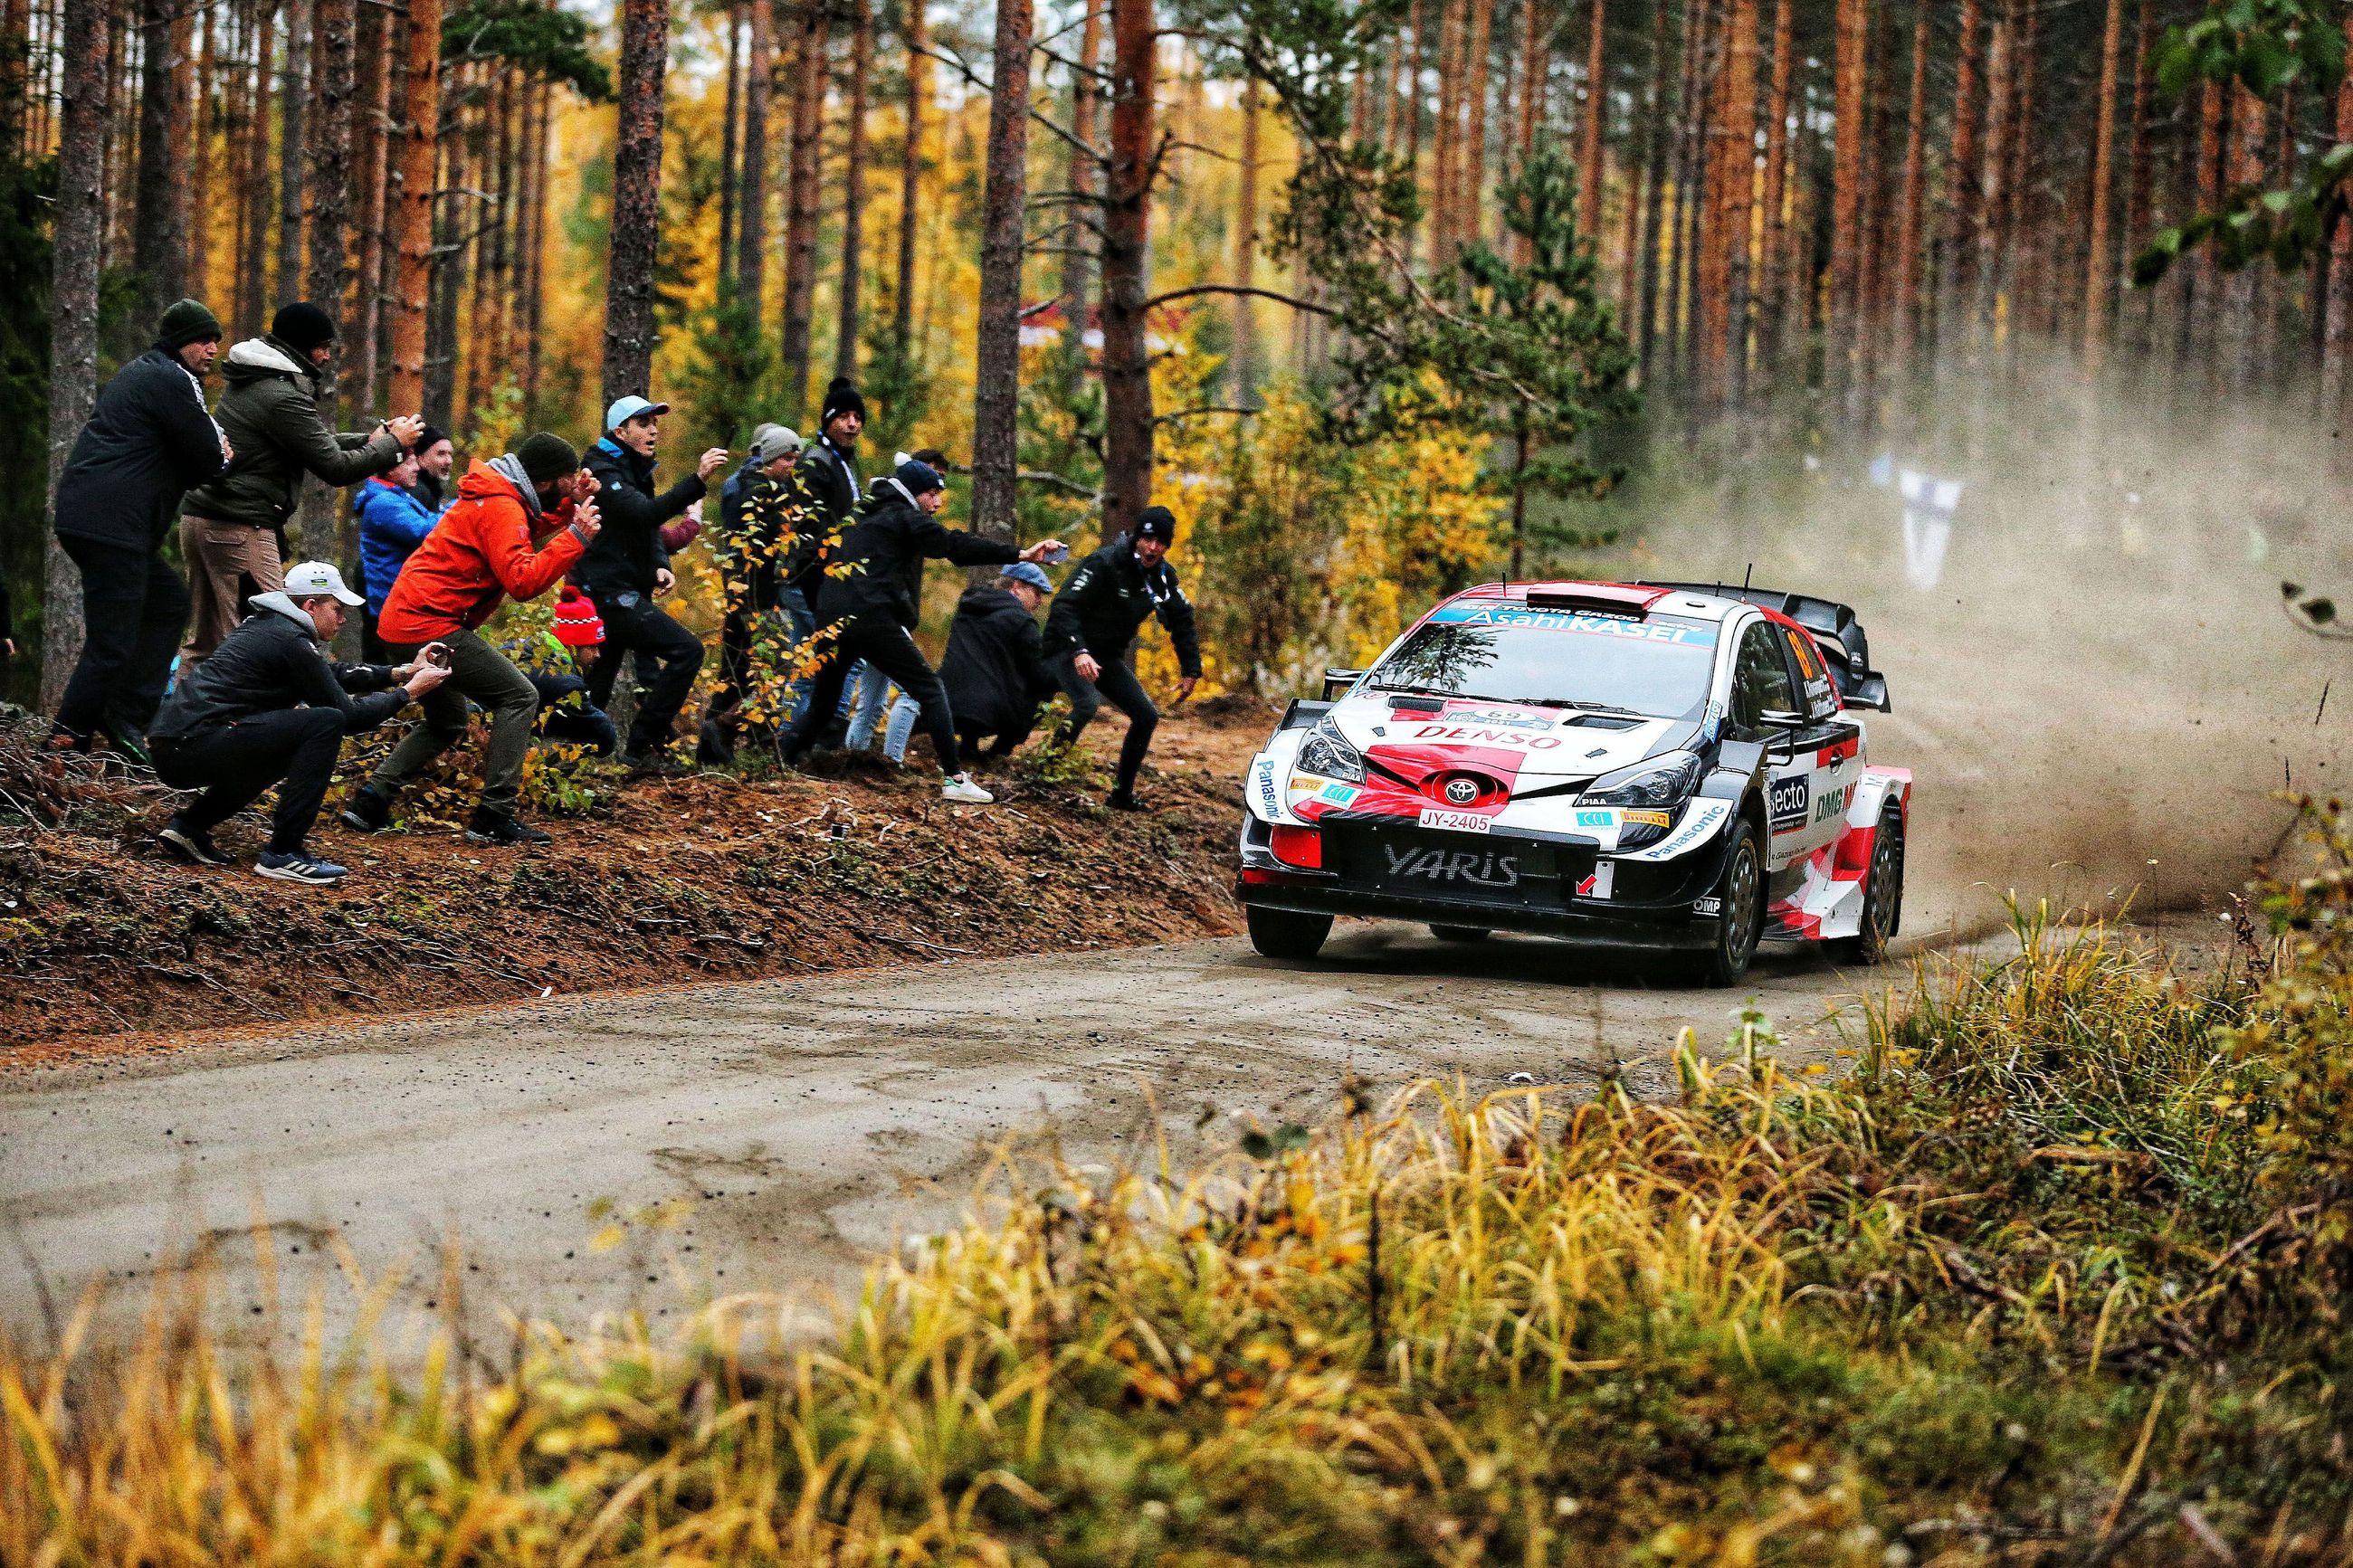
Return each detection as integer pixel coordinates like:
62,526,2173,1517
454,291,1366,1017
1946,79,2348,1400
1321,668,1365,701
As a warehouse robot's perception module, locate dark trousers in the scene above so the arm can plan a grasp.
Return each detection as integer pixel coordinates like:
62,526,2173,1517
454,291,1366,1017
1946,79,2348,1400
782,617,963,775
957,720,1032,759
153,708,345,853
1051,650,1158,793
360,609,393,663
585,593,704,756
52,534,189,745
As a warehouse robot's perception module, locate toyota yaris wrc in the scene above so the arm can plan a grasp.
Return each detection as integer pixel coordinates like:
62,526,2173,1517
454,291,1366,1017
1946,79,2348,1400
1234,580,1910,984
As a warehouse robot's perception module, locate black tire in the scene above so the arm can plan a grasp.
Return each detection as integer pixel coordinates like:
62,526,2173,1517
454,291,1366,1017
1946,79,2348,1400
1681,816,1767,988
1246,906,1333,960
1429,925,1492,942
1834,807,1905,965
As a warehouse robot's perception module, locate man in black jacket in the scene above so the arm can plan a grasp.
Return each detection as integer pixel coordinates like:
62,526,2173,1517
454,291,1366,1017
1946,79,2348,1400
148,561,450,886
575,394,729,774
700,423,803,763
1043,505,1202,810
941,561,1054,760
48,299,232,759
779,454,1062,803
178,302,422,664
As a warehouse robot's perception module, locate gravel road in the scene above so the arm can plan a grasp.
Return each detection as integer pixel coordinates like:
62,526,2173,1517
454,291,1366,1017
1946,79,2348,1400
1,925,1878,1346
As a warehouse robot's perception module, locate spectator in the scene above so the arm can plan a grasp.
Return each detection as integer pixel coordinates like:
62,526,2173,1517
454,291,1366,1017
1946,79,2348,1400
338,432,601,846
532,588,620,756
778,452,1062,803
48,298,230,761
148,561,450,886
942,560,1056,762
575,394,728,774
700,423,805,764
792,379,864,536
178,302,421,663
411,424,456,511
1043,504,1201,811
838,444,948,765
355,450,439,659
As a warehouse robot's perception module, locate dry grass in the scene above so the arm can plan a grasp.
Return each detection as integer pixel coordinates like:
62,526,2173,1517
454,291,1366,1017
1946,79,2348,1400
14,828,2353,1563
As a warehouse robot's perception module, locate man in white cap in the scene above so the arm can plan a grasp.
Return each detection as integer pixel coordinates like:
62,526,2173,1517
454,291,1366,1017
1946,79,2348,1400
147,561,452,884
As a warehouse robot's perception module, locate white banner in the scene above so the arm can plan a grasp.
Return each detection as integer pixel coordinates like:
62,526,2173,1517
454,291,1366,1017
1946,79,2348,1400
1898,468,1964,591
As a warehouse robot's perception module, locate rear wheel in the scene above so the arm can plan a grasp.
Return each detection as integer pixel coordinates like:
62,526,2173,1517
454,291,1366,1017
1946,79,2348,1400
1429,925,1492,942
1246,906,1333,961
1681,817,1766,988
1835,808,1905,965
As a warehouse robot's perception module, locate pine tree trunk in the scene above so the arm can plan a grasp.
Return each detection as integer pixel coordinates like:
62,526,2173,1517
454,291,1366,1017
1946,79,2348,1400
1664,0,1707,394
523,80,550,410
1099,0,1155,533
1634,0,1672,382
43,0,110,708
387,0,436,414
605,0,669,405
2323,73,2353,425
719,0,741,288
1515,0,1544,176
307,0,354,570
1853,0,1890,423
1889,1,1925,406
349,0,391,421
970,0,1030,542
1403,0,1424,269
1577,0,1603,239
278,0,308,300
238,0,272,336
779,2,826,418
737,0,769,306
1999,0,2034,366
836,0,871,378
2191,78,2221,377
2122,0,2154,361
1055,0,1098,337
1461,0,1493,246
1431,0,1462,262
2225,82,2264,390
2081,0,2124,372
1970,1,2008,365
1233,76,1260,395
1938,0,1979,365
1827,0,1864,422
424,65,464,427
1703,0,1755,412
1755,0,1790,383
189,0,214,299
898,0,929,348
131,0,189,316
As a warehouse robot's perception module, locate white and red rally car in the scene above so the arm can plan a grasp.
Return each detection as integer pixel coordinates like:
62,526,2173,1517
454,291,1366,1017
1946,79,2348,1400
1234,580,1910,984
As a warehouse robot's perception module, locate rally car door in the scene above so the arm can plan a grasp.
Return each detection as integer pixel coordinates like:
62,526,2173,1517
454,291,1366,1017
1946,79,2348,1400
1776,622,1865,859
1728,618,1818,867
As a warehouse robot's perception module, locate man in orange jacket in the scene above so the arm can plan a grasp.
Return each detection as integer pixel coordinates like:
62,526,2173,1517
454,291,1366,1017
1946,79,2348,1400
338,432,602,845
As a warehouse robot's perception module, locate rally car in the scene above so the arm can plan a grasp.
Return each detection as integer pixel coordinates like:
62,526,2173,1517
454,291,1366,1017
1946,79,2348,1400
1234,580,1910,985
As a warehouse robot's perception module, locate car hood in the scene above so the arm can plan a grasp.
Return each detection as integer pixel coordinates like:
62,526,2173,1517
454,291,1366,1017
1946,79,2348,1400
1325,690,1691,790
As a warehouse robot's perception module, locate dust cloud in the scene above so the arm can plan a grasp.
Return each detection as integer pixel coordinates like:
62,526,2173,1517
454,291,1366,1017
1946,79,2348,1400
1602,351,2353,941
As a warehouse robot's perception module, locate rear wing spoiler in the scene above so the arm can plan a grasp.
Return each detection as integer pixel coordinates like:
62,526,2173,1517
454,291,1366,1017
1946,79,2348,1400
1638,581,1892,712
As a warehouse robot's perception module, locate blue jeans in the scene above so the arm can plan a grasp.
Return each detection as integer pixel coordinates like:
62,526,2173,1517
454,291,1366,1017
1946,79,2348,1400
778,586,817,723
845,660,922,763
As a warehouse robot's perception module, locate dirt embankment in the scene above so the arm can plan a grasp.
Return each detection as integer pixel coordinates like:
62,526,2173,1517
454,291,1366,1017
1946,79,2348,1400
0,702,1272,1060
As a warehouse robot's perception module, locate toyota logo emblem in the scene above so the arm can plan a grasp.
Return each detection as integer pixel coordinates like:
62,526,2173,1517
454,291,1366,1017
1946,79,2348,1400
1444,777,1479,805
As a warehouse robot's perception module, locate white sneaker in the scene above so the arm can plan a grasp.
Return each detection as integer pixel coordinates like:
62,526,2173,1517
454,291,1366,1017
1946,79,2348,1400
941,772,995,804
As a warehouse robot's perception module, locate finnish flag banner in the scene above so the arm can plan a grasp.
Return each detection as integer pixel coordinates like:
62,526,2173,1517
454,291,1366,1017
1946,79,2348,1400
1898,469,1963,591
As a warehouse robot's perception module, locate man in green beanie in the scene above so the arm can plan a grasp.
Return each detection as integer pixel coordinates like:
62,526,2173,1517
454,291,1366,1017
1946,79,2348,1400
47,298,232,762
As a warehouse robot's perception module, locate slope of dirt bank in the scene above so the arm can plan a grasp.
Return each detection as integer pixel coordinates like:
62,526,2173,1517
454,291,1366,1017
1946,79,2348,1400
0,702,1272,1058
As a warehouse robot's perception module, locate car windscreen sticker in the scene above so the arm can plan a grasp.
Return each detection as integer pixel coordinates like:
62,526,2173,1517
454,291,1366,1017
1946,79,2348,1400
1424,603,1720,647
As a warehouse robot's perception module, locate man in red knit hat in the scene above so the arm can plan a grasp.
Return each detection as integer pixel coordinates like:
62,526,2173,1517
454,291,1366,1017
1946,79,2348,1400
338,432,599,845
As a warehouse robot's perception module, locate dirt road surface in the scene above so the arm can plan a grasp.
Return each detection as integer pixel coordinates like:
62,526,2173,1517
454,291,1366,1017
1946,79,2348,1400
2,926,1883,1345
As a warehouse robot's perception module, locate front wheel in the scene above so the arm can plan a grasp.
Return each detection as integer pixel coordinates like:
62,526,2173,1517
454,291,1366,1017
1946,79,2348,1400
1246,905,1333,961
1680,817,1766,988
1834,807,1905,965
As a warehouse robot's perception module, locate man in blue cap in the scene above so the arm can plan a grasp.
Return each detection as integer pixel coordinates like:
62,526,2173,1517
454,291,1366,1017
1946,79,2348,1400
940,559,1057,762
778,452,1062,803
576,394,729,774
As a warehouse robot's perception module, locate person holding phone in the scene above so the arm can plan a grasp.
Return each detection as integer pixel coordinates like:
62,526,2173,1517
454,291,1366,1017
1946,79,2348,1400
147,561,451,885
338,433,602,846
1042,505,1201,810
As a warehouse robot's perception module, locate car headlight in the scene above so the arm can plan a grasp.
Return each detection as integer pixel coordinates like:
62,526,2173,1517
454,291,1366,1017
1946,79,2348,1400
1296,717,1365,784
1581,749,1702,809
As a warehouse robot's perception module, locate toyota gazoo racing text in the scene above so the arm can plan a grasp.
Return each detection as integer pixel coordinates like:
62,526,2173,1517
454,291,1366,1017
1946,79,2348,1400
1233,580,1910,984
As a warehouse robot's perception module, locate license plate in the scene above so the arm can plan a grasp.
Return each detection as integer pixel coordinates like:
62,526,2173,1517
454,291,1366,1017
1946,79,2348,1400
1417,807,1491,833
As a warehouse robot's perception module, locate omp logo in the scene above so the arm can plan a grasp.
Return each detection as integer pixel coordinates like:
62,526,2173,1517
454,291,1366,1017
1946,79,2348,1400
1767,774,1809,827
1410,724,1565,750
1384,844,1522,888
1443,777,1480,805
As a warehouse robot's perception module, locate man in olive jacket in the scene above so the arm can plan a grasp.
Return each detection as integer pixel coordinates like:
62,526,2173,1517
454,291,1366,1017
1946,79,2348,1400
49,298,230,758
178,301,422,664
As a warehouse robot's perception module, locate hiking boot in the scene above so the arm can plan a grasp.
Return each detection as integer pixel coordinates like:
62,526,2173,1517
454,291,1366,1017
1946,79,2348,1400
696,719,736,766
941,772,995,804
464,809,552,846
254,849,348,885
158,817,232,867
1105,789,1148,813
100,728,153,770
338,786,393,833
623,750,690,780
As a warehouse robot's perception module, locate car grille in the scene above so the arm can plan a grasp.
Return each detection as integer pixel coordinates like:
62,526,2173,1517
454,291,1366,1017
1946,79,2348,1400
1326,822,1599,908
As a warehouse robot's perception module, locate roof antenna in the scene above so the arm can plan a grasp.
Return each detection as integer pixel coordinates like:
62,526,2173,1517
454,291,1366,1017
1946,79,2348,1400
1740,562,1755,594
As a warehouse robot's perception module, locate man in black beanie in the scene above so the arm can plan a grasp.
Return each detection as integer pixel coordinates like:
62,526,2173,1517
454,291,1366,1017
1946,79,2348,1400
410,423,455,511
47,298,232,761
179,301,424,664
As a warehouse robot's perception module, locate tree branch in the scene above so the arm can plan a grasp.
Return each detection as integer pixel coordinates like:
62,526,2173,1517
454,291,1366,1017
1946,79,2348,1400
1018,469,1102,500
1154,405,1263,425
1141,283,1337,316
917,42,1107,169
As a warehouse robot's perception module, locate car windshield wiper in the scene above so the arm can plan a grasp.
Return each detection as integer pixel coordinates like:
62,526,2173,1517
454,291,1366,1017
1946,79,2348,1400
1509,698,1649,717
1366,681,1457,699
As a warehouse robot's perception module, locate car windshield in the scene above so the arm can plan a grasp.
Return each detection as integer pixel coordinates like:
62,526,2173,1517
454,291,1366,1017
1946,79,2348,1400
1365,603,1719,720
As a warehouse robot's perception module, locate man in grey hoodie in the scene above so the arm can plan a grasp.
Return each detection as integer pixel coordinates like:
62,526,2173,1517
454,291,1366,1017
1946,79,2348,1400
177,302,424,663
148,562,450,885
